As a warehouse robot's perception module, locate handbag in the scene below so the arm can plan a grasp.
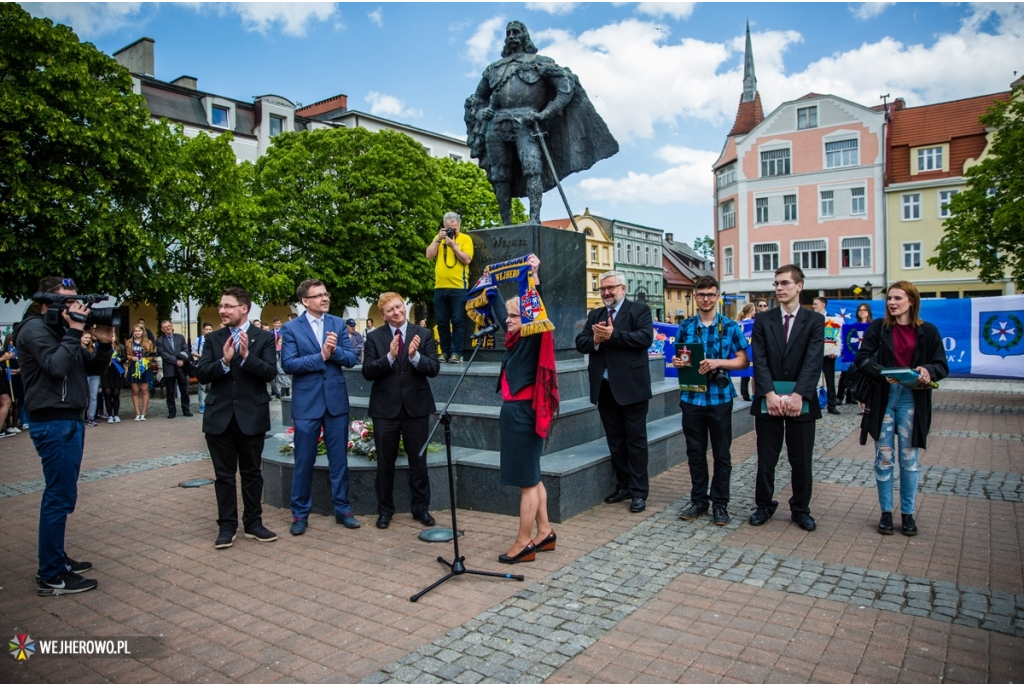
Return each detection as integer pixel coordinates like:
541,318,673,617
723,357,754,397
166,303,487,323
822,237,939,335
847,356,881,404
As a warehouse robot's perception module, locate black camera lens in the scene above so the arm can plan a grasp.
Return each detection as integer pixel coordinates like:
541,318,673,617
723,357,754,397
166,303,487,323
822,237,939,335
87,307,121,328
445,228,455,239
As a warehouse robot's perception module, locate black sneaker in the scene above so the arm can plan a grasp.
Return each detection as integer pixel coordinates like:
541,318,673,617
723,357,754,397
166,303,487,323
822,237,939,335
901,514,918,536
214,530,236,549
35,557,92,583
38,570,98,596
878,512,894,535
679,501,708,520
711,504,731,526
243,524,278,542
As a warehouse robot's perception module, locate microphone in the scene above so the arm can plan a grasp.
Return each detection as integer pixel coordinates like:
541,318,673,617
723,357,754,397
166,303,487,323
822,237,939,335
471,324,500,340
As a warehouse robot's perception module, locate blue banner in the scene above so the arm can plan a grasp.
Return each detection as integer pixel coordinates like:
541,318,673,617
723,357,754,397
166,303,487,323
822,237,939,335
650,322,678,377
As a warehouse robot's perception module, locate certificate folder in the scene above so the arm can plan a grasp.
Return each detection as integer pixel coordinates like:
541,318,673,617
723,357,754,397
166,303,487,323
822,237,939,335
674,343,707,393
760,381,809,414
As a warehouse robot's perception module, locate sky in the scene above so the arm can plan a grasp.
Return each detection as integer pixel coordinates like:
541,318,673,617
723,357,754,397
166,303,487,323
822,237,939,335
21,1,1024,250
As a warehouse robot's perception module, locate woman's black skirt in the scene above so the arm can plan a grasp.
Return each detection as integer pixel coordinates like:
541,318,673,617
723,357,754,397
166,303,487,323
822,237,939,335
499,400,543,487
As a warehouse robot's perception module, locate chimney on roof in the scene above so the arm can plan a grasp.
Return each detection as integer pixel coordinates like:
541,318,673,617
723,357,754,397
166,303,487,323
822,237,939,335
584,207,591,216
171,75,198,90
666,233,674,244
113,37,154,77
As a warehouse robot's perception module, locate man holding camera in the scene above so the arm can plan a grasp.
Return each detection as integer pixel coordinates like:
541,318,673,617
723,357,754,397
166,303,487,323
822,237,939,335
157,320,192,418
425,211,474,363
671,276,749,526
14,277,114,595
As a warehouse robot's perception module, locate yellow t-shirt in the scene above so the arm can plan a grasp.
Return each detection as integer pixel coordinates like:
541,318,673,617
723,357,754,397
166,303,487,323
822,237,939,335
433,232,475,290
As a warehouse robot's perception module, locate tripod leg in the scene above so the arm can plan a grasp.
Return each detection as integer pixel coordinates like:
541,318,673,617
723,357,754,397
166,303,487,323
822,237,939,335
464,569,525,581
410,572,457,602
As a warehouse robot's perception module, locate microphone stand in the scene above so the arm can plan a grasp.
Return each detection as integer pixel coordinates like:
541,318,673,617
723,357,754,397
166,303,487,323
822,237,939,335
410,332,524,602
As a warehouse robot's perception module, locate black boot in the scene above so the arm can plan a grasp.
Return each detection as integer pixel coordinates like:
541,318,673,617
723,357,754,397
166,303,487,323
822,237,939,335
878,512,894,535
901,513,918,536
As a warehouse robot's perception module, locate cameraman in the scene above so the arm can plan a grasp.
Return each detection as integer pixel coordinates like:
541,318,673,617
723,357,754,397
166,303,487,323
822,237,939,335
13,277,113,596
671,276,749,526
424,211,473,363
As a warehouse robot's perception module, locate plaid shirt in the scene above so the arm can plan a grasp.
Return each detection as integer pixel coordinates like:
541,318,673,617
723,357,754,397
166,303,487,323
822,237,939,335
676,314,748,407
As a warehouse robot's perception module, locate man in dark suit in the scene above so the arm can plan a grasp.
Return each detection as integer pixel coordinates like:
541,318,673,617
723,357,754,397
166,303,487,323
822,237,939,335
576,270,654,513
280,278,359,534
156,319,192,418
361,292,441,529
749,264,825,532
195,287,279,549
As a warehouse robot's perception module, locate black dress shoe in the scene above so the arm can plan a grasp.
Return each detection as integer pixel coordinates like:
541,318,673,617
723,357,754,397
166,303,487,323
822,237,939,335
827,407,841,415
414,512,435,526
376,515,391,529
336,514,361,529
878,512,894,535
604,489,630,504
629,497,646,513
498,542,536,564
748,506,774,526
792,512,817,531
901,514,918,536
182,410,194,417
167,414,176,419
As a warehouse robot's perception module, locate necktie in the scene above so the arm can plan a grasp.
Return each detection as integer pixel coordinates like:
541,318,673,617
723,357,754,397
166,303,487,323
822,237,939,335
231,328,241,351
608,307,616,323
783,314,793,344
395,328,404,363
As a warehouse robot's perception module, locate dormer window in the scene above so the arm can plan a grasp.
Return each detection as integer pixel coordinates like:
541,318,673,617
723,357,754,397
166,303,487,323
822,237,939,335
269,115,284,137
797,106,817,130
211,106,230,128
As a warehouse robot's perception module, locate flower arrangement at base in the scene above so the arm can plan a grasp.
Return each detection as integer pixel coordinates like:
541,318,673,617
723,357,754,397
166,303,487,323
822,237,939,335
348,419,376,461
279,426,329,456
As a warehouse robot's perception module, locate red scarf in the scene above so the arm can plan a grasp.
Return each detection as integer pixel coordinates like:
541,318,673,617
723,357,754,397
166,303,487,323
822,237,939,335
505,329,559,439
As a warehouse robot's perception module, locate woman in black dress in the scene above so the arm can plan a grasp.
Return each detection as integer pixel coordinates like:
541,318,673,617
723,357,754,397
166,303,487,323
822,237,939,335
496,256,560,564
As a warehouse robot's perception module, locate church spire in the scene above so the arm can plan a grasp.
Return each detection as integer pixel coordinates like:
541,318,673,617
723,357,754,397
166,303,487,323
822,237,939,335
742,20,757,103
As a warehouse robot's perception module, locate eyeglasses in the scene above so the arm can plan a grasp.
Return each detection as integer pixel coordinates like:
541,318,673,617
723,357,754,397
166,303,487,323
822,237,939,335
599,285,624,293
304,292,330,299
216,304,244,310
694,292,718,300
772,280,796,288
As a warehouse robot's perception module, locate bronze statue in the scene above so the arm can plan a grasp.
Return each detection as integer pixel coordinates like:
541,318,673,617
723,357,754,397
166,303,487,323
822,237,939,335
465,21,619,225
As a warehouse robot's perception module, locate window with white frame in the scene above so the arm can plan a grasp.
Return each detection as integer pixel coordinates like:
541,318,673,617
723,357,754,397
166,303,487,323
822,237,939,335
820,190,834,218
761,148,791,177
723,247,734,275
211,105,230,128
902,193,921,220
755,197,769,224
784,194,797,221
591,245,597,262
449,153,463,162
939,189,959,218
591,275,598,291
616,242,622,262
645,246,651,266
851,187,866,215
626,244,632,263
793,240,827,270
841,237,871,268
917,147,942,171
797,106,817,130
269,115,284,137
825,139,858,168
717,164,736,187
902,242,922,269
653,247,659,263
720,200,736,230
753,243,779,272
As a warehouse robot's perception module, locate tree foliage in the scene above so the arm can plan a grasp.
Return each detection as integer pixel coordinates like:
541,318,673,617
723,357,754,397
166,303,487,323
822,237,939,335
432,156,527,229
254,127,444,307
131,127,267,321
0,4,161,301
693,235,714,258
932,86,1024,288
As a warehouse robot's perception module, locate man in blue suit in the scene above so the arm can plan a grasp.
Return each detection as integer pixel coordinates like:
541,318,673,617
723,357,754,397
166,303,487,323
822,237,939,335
281,279,360,534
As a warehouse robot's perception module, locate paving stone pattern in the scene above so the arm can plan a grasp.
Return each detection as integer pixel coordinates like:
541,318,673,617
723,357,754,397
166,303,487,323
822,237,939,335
933,403,1024,414
814,457,1024,503
933,429,1024,441
0,451,209,499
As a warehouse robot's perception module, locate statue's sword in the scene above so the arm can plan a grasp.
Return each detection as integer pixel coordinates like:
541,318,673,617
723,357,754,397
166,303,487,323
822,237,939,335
530,122,581,232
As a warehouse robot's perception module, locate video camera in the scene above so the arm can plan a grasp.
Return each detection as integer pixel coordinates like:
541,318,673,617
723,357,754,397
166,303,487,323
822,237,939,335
31,292,122,328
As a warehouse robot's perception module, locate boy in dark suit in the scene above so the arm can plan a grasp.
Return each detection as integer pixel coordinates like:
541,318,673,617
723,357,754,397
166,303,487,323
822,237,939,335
195,287,279,548
749,264,825,531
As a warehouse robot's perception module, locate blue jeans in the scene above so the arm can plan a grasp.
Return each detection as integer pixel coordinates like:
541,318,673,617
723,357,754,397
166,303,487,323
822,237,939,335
290,413,351,518
433,288,467,357
30,419,85,582
874,384,920,514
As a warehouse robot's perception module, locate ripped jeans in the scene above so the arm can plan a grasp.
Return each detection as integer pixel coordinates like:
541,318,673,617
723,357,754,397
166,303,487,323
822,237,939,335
874,384,920,514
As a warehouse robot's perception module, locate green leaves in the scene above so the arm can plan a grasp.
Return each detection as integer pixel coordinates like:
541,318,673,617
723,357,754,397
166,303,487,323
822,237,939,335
932,87,1024,288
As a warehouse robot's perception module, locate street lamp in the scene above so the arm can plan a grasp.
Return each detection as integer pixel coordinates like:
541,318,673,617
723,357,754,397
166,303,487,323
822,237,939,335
864,281,873,300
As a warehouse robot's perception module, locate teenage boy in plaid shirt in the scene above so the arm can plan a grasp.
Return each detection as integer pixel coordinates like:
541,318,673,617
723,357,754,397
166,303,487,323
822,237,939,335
671,276,749,525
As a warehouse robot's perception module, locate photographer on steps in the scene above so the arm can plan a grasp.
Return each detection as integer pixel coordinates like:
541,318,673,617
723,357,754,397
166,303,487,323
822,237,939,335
14,277,114,596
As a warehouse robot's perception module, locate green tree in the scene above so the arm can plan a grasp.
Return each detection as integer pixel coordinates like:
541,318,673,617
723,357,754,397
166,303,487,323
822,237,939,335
0,4,162,301
932,86,1024,288
432,156,527,229
130,127,267,321
693,235,714,258
254,126,443,307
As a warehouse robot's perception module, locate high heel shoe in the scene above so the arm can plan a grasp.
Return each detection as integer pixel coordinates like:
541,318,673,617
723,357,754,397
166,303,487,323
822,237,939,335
498,542,536,564
534,531,556,552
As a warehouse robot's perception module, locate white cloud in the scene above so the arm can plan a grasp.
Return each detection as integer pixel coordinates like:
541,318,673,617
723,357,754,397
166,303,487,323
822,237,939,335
636,2,696,20
365,91,422,119
228,2,337,37
577,145,718,205
21,2,143,37
851,2,895,20
525,2,579,15
465,15,507,67
368,7,383,27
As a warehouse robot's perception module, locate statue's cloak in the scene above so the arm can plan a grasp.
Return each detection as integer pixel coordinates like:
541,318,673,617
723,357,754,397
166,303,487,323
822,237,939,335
465,65,619,198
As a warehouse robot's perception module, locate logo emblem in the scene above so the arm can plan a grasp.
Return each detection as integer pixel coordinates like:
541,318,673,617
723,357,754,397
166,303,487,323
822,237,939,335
521,290,542,321
9,634,34,661
980,312,1024,358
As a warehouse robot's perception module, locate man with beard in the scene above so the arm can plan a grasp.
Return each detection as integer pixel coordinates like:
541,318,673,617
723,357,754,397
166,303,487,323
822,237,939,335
466,20,618,225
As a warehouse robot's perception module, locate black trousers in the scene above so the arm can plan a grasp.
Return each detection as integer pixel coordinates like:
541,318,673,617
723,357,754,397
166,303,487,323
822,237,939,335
822,356,837,409
740,377,751,400
598,380,649,499
681,401,733,508
373,406,431,517
754,417,815,515
164,371,191,414
205,414,266,532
